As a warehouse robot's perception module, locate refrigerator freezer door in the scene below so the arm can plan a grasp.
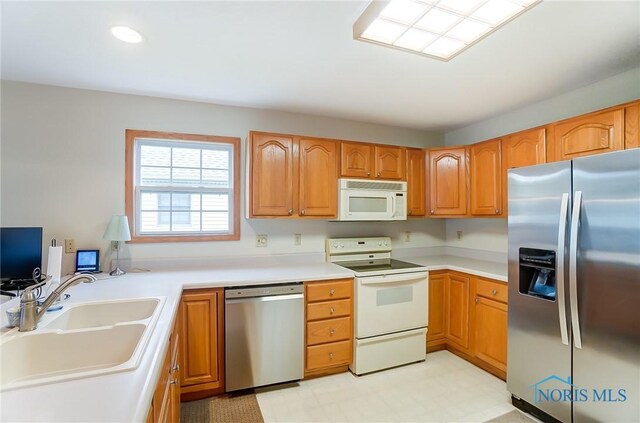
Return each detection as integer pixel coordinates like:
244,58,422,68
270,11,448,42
571,149,640,422
507,161,572,423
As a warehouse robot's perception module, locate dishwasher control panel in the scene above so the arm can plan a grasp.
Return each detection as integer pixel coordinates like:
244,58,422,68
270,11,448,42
225,282,304,299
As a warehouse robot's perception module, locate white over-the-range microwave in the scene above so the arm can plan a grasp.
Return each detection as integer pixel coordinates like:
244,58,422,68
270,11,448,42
336,178,407,221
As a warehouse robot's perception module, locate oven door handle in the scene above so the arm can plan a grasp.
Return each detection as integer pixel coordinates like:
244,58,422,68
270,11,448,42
359,272,428,286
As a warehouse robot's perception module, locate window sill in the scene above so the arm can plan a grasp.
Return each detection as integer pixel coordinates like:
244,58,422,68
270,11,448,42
128,233,240,243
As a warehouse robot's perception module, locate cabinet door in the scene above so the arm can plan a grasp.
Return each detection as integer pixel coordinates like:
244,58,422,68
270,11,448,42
427,273,446,342
374,145,405,180
299,138,338,217
548,109,624,162
428,148,467,216
406,148,426,216
340,142,373,178
473,296,508,372
504,127,546,169
445,273,470,350
250,133,295,216
180,289,224,389
625,102,640,150
470,139,502,216
170,318,181,423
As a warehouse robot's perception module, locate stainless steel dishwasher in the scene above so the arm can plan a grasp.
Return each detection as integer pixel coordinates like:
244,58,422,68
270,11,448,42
225,282,304,391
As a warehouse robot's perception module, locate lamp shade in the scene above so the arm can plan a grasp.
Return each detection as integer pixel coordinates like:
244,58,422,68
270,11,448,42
103,215,132,242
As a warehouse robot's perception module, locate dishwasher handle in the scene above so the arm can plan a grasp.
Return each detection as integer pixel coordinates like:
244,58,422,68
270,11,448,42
225,293,303,304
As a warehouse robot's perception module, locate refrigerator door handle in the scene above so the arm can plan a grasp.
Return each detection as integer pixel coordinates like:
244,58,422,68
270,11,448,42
556,192,570,346
569,190,583,349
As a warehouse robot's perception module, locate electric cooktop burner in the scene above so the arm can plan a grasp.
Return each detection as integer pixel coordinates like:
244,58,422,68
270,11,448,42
337,259,425,273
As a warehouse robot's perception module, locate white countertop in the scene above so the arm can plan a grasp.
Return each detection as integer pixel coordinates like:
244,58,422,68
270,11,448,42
0,254,506,422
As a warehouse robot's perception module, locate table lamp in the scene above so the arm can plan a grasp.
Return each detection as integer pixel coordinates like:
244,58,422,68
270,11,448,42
103,215,131,276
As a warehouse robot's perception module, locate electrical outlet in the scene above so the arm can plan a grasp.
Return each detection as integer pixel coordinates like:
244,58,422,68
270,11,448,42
457,230,463,240
294,233,302,246
256,234,268,247
65,239,76,254
404,231,411,242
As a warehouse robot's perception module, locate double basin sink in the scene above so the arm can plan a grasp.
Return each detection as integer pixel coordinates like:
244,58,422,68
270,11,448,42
0,297,165,392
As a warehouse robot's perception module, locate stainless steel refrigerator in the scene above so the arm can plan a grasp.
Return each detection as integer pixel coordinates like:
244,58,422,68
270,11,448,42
507,149,639,423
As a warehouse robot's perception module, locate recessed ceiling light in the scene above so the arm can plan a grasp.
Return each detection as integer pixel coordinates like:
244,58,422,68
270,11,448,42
110,26,143,44
353,0,541,61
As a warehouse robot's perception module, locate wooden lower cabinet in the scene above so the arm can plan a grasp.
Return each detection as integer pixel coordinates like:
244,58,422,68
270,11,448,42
180,288,225,400
147,312,181,423
304,279,353,377
427,271,508,380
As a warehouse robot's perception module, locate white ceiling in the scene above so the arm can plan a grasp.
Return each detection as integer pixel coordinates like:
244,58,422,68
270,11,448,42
2,1,639,132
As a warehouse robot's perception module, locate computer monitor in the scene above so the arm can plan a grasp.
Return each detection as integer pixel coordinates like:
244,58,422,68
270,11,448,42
0,227,43,282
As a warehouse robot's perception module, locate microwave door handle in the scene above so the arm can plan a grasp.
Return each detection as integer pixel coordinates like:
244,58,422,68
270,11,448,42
390,194,396,217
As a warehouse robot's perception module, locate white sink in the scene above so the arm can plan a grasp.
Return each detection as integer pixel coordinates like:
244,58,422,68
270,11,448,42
0,296,165,392
43,298,160,330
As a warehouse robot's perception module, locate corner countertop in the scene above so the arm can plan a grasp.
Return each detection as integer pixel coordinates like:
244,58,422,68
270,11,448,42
0,253,506,422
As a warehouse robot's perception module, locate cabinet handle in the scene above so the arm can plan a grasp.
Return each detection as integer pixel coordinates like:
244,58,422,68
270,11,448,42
288,209,293,215
377,172,381,177
475,297,479,304
329,328,336,335
329,289,335,296
492,289,498,296
367,172,371,177
329,352,334,360
172,364,180,372
301,209,305,215
170,379,178,385
430,209,435,214
330,307,335,314
495,209,500,214
408,210,412,215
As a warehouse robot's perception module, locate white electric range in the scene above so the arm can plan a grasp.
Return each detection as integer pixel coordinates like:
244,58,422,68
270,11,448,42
326,237,428,375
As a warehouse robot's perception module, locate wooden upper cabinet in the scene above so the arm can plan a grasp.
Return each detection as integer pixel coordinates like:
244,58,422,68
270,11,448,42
406,148,426,216
504,127,546,170
299,138,338,217
180,289,224,390
428,147,467,216
625,102,640,150
469,139,502,216
374,145,405,180
250,133,295,216
548,108,624,162
445,273,470,350
340,142,373,178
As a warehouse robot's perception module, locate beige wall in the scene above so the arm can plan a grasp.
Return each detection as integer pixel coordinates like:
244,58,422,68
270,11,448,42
443,67,640,253
0,81,445,274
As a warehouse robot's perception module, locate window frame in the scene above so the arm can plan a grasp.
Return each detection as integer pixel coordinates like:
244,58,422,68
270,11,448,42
125,129,241,243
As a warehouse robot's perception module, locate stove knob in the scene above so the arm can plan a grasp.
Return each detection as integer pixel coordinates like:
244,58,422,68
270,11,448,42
332,242,338,248
378,241,382,246
340,243,344,248
384,241,388,246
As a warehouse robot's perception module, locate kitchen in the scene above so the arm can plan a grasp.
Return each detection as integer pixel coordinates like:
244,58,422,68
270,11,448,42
1,1,639,422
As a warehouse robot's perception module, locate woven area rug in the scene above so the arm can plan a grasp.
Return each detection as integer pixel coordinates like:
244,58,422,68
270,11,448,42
181,392,264,423
486,410,538,422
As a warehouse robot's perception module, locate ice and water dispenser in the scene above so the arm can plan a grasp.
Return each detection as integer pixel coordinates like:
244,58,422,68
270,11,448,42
519,248,557,301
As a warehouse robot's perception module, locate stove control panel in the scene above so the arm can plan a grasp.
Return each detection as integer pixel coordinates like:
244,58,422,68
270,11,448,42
326,237,391,255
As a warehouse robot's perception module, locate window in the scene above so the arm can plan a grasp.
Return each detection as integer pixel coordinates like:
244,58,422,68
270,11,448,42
125,130,240,242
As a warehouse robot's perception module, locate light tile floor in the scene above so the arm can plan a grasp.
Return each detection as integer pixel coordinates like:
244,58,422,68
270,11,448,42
255,351,517,422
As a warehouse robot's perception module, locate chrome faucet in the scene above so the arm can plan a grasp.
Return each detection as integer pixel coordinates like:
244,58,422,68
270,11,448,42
19,274,97,332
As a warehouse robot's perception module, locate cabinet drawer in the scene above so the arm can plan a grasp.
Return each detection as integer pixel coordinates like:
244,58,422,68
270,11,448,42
307,317,351,346
306,279,352,302
476,278,507,303
307,299,351,321
306,340,351,370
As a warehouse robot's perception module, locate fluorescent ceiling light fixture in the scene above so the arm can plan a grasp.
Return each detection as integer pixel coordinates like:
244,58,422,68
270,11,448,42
110,26,143,44
353,0,541,61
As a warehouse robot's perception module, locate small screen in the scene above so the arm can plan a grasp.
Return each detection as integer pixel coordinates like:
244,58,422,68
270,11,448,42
0,227,43,281
76,250,100,272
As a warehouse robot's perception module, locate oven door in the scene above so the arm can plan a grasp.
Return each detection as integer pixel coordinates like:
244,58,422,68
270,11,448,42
339,189,394,221
355,271,428,338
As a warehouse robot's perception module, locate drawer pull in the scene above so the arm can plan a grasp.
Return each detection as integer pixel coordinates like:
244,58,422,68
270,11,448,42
288,209,293,215
330,307,335,314
329,352,334,360
329,328,336,335
329,289,335,296
492,289,498,295
475,297,479,304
